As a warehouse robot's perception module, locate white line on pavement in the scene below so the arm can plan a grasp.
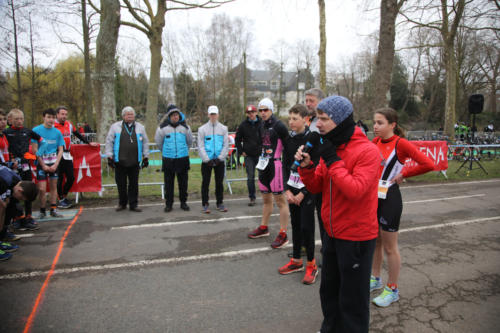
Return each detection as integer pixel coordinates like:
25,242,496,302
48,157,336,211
84,179,500,211
1,215,499,281
110,194,485,230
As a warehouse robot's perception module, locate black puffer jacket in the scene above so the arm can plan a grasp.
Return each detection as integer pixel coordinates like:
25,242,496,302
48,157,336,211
235,117,262,157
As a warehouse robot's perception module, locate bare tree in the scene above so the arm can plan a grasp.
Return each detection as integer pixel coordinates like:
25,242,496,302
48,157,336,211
371,0,406,111
115,0,234,138
93,0,120,143
318,0,326,93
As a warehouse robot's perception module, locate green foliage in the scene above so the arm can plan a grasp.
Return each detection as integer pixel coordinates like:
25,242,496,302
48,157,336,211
390,55,419,121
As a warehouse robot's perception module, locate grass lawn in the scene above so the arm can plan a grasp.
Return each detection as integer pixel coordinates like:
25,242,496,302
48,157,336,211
75,158,500,206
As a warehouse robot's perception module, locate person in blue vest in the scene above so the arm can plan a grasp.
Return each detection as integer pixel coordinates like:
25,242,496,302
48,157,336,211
197,106,229,214
155,104,193,212
105,106,149,212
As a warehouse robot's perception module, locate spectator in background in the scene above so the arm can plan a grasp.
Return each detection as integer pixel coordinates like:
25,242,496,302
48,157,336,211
105,106,149,212
235,105,262,206
54,106,99,209
197,106,229,214
155,104,193,212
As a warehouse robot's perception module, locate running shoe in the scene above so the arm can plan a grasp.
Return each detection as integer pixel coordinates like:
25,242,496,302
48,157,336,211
22,216,39,231
302,263,319,285
58,198,72,209
50,210,63,218
11,219,22,230
202,205,210,214
0,242,19,253
164,206,173,213
3,231,21,242
247,226,269,239
370,276,383,292
0,249,12,261
248,199,256,207
216,204,228,212
271,231,288,249
180,203,190,211
373,286,400,307
38,211,47,220
278,259,304,275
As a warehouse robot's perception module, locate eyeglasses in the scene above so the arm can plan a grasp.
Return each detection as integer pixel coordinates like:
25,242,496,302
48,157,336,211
258,108,269,112
246,110,257,114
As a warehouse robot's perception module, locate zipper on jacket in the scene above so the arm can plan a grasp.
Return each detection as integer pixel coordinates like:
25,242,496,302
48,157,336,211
174,127,177,158
212,123,216,160
329,178,334,237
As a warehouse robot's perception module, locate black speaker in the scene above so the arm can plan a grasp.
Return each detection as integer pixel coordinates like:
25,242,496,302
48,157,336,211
468,94,484,114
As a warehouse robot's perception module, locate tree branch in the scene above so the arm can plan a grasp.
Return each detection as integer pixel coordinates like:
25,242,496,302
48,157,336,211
120,20,149,35
122,0,152,31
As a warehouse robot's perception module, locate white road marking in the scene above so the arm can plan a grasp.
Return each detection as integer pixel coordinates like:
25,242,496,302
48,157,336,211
2,215,499,281
84,179,500,211
111,194,486,230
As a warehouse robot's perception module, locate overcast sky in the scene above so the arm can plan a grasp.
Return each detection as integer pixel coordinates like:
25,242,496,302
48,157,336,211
2,0,381,75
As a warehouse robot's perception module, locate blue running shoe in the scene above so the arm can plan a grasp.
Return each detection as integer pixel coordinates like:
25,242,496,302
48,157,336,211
3,231,21,242
0,249,12,261
370,276,383,292
373,286,399,307
0,242,19,253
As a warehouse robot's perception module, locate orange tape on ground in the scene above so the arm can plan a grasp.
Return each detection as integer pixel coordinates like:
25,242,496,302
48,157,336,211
23,206,84,333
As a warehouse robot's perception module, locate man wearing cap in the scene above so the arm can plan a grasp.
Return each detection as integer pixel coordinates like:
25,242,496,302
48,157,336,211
247,98,290,249
295,96,380,332
235,105,261,206
105,106,149,212
155,104,193,212
197,106,229,213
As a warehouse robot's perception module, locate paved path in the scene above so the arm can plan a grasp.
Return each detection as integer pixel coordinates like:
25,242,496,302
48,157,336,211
1,179,499,332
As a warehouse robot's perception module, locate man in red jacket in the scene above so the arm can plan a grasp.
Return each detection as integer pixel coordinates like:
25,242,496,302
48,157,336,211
296,96,380,333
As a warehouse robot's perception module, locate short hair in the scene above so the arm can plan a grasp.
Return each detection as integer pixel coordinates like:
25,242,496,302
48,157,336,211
43,108,56,117
8,108,24,119
305,88,325,100
288,104,309,118
121,106,135,116
19,181,39,202
56,106,68,113
0,109,5,117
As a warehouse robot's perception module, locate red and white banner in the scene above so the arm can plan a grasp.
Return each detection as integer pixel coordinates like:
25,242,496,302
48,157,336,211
405,141,448,171
70,144,102,192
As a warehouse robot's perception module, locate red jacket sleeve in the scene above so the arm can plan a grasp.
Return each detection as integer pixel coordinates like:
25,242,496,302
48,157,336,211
397,139,434,178
298,162,325,194
326,145,380,201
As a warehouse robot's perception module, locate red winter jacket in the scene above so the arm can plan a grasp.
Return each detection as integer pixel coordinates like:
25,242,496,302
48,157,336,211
299,127,380,241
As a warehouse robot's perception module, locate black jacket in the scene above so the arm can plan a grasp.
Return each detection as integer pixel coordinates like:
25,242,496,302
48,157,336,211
235,117,262,157
283,128,311,195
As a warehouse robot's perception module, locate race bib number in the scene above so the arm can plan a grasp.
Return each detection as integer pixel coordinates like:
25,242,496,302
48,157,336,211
63,151,73,160
21,163,30,172
287,171,305,189
256,156,270,170
42,152,57,165
378,180,390,199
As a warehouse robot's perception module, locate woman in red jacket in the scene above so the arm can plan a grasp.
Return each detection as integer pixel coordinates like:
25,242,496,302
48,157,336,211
370,108,434,307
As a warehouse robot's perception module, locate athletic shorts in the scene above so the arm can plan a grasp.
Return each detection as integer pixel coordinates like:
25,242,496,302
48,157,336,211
258,159,284,194
377,184,402,232
36,164,58,181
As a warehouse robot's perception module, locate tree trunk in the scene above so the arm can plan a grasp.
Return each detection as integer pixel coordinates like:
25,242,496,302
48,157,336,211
82,0,94,130
372,0,402,111
94,0,120,143
29,13,35,127
443,46,457,136
318,0,326,93
10,0,23,110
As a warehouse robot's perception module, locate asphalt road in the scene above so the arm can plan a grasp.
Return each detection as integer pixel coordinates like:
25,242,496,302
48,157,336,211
1,179,500,333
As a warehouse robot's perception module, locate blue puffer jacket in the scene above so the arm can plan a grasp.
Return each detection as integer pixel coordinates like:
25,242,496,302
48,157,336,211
197,120,228,163
155,110,193,159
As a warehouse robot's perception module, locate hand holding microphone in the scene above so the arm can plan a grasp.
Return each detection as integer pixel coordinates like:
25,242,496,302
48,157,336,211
291,132,320,171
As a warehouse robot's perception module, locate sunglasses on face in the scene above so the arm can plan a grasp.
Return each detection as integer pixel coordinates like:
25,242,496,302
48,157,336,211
258,108,269,112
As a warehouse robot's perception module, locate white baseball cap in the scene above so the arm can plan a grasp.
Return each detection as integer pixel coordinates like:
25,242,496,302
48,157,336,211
208,105,219,115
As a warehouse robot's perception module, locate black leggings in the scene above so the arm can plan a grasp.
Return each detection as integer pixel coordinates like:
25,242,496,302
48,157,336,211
289,191,316,262
57,158,75,198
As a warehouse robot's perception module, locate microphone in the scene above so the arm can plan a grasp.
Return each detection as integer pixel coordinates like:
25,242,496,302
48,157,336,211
290,132,320,172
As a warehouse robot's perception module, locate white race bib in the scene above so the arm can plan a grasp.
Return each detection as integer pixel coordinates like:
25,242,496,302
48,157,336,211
63,151,73,160
378,180,390,199
21,163,30,172
287,171,305,189
42,152,57,165
256,156,270,171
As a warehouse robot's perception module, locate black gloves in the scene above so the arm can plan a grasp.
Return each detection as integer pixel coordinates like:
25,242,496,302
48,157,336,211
141,157,149,169
107,158,116,169
317,138,341,167
206,159,222,167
